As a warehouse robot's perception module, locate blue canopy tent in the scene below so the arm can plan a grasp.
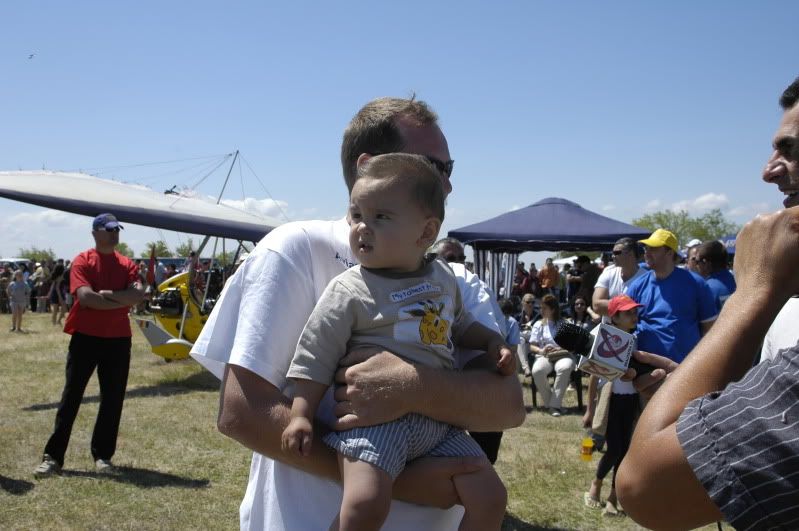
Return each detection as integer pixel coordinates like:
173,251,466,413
720,233,737,255
448,197,651,297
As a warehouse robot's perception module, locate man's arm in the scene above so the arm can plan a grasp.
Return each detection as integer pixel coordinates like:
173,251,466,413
76,284,143,310
218,364,340,479
592,286,610,316
617,208,799,530
333,349,525,431
99,282,146,306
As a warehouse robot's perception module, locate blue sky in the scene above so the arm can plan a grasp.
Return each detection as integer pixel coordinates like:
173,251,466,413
1,1,796,263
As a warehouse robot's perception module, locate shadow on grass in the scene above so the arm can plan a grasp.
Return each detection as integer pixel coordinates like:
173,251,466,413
62,465,209,489
502,512,569,530
22,371,220,412
0,474,35,495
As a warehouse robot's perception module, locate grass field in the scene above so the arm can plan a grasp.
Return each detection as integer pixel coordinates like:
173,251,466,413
0,313,714,530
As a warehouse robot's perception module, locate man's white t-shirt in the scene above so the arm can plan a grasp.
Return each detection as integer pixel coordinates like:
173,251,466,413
191,218,499,531
594,265,647,312
761,297,799,363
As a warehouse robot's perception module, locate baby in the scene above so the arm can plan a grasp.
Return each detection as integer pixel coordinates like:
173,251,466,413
282,153,514,530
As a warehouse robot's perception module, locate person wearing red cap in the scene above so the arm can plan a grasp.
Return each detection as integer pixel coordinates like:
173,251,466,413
34,213,145,478
583,294,642,516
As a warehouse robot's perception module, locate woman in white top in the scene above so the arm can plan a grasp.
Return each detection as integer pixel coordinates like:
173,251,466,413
529,294,575,416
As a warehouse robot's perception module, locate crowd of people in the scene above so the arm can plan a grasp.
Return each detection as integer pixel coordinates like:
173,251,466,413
25,76,799,530
1,251,238,329
1,259,72,332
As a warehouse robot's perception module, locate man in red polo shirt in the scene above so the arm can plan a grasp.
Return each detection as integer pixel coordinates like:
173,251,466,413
34,213,145,478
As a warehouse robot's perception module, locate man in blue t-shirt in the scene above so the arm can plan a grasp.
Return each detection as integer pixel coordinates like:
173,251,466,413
626,229,717,363
694,240,736,311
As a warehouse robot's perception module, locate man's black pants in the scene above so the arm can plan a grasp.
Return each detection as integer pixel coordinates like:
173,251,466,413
44,333,131,467
469,431,503,464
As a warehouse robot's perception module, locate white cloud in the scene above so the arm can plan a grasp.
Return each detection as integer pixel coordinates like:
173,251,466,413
601,204,616,212
670,193,729,214
510,204,522,211
644,199,662,211
7,209,86,228
727,202,772,219
219,197,289,220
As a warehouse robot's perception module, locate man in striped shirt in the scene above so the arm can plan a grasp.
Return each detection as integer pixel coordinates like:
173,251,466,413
616,206,799,528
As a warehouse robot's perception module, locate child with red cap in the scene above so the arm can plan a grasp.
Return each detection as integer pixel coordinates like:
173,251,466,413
583,294,642,517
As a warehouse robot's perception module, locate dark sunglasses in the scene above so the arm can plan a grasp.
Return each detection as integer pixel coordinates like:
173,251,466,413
425,156,455,178
690,257,709,264
104,227,121,233
612,249,629,256
443,253,466,263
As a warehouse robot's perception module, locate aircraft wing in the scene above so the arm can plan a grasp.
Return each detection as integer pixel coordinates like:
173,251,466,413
0,171,282,242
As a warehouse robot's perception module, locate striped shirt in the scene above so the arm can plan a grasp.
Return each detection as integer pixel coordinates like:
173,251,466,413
677,345,799,530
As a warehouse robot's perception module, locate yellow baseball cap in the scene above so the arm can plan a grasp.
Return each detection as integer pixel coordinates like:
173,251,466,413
639,228,678,252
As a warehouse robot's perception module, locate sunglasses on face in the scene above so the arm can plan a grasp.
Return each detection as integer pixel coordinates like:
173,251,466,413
612,249,627,256
690,257,709,264
442,253,466,263
104,227,121,233
425,156,455,178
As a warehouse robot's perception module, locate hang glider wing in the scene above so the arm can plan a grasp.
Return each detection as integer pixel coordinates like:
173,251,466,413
0,171,283,242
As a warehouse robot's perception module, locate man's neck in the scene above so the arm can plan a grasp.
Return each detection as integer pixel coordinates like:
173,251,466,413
620,263,639,281
95,245,116,255
653,263,675,280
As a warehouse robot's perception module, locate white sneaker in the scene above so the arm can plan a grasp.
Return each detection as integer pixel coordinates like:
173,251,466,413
95,458,114,474
33,454,61,478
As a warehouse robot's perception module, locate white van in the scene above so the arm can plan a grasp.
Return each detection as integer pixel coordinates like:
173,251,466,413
0,258,34,271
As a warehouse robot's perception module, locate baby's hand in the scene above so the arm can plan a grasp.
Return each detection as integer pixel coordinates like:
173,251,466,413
496,345,516,376
281,417,314,457
489,337,517,376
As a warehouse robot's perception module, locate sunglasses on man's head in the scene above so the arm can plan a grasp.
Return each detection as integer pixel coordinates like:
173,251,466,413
425,156,455,178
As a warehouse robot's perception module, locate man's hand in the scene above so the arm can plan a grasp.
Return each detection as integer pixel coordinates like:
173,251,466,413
542,344,557,354
393,456,485,509
582,409,594,429
281,417,313,457
333,348,417,430
733,207,799,301
622,350,679,400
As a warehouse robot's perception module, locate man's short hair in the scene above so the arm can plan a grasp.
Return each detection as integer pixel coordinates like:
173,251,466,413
615,236,642,258
499,298,515,316
431,237,464,256
697,240,727,271
575,255,591,264
779,76,799,110
341,96,439,191
357,153,445,221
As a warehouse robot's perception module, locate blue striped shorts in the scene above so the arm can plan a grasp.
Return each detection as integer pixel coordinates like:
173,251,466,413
323,413,485,479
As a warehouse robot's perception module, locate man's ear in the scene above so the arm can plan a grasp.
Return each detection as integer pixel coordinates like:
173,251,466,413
356,153,372,168
418,218,442,248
